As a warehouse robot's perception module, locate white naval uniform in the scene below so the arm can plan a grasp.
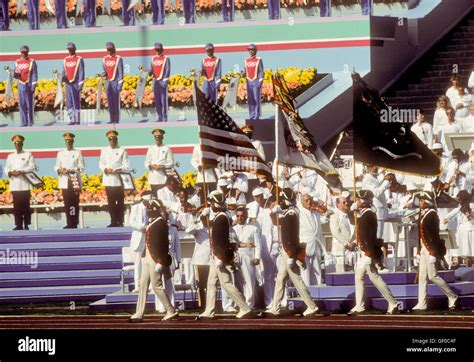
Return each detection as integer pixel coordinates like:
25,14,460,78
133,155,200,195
446,207,474,257
256,207,279,308
244,138,266,184
4,150,37,191
157,186,179,206
191,144,217,183
128,202,148,289
410,122,433,149
98,146,129,186
145,144,174,187
233,223,262,307
439,121,463,149
433,108,449,141
329,209,355,272
445,160,473,196
54,148,85,189
298,203,325,286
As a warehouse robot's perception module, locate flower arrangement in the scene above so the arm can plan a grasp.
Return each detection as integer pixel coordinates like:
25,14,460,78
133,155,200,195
0,67,318,112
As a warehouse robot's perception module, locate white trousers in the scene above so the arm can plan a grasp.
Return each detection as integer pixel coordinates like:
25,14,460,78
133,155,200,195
201,258,251,317
132,251,175,319
235,248,257,308
416,247,457,309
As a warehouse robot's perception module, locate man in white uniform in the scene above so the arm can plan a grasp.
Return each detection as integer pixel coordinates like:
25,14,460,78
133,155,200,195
410,110,433,149
233,206,262,308
145,128,174,195
191,144,217,203
329,192,355,272
99,130,129,227
128,191,152,292
4,135,36,230
298,193,325,286
55,133,85,229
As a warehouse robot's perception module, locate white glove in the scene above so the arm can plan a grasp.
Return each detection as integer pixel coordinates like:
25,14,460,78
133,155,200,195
154,263,163,272
271,205,283,214
350,203,358,212
363,256,372,265
201,207,211,217
429,255,437,264
287,258,295,267
215,258,224,269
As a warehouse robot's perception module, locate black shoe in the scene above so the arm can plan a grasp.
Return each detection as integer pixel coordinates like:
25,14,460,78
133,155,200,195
13,226,23,231
107,224,116,228
129,318,143,323
24,226,29,230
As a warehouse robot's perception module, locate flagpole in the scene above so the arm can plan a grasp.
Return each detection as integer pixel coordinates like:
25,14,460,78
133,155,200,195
352,155,358,248
275,104,280,248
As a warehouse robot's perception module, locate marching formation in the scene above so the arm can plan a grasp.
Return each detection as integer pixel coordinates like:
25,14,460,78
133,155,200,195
5,42,264,126
4,120,471,321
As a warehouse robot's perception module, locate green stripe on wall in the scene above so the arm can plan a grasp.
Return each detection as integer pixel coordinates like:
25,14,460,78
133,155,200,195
0,126,199,149
1,20,369,52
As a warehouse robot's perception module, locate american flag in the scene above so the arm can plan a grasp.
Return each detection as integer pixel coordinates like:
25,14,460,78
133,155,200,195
195,85,273,180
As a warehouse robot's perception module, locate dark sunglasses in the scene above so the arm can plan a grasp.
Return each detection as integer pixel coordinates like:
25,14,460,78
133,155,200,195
108,137,117,141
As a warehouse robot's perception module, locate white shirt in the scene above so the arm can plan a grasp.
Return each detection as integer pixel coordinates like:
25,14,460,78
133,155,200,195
411,122,433,149
433,108,449,140
256,207,275,253
461,115,474,132
144,144,174,186
128,202,148,252
446,160,473,194
191,145,217,183
230,173,248,204
361,173,390,219
247,200,260,220
233,223,262,259
99,146,129,187
446,86,459,110
439,121,463,148
55,148,85,189
297,203,324,257
186,221,211,265
157,186,179,206
4,150,37,191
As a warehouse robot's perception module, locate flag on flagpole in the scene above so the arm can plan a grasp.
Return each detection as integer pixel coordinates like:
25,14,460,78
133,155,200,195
352,71,441,176
272,73,343,193
195,85,273,181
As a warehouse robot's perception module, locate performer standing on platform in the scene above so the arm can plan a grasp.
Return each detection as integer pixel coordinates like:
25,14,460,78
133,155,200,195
128,191,153,292
233,206,262,308
182,0,195,23
4,135,36,231
245,44,264,120
221,0,234,22
121,0,136,26
149,43,170,122
267,0,280,20
0,0,10,31
201,44,221,103
14,45,37,127
55,133,85,229
62,42,85,125
145,129,174,195
130,199,179,322
411,191,459,312
198,191,254,319
99,130,129,227
54,0,68,28
348,190,401,315
27,0,40,30
266,188,320,317
103,42,124,124
150,0,165,25
83,0,96,27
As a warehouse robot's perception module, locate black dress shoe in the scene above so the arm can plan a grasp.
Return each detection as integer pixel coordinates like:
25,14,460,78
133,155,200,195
24,226,29,230
107,224,116,228
129,318,143,323
13,226,23,231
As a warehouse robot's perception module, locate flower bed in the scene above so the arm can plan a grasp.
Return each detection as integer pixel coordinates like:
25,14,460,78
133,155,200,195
8,0,405,19
0,67,318,113
0,170,197,207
